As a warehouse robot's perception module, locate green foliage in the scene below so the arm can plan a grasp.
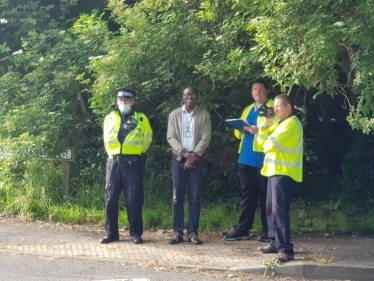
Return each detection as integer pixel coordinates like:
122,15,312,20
0,159,62,218
291,202,374,235
0,1,108,160
200,204,238,232
203,163,239,203
1,0,374,235
49,205,104,224
264,258,281,276
143,203,172,229
247,0,374,133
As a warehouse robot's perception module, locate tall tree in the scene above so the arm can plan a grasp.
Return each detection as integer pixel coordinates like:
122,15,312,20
0,0,108,158
246,0,374,134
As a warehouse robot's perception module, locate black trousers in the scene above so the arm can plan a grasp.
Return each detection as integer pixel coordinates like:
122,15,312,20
267,175,295,255
105,158,144,238
236,164,268,234
171,158,205,235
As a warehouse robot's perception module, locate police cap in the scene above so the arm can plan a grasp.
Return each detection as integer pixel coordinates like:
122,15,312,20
116,88,136,99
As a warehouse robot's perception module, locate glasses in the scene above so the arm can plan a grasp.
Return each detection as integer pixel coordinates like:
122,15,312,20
183,93,197,98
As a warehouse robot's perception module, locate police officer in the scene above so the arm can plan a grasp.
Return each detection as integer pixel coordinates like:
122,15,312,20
101,88,153,244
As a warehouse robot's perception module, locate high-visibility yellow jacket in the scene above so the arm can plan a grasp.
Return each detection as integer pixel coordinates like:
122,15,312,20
257,115,303,182
234,99,274,153
103,110,153,156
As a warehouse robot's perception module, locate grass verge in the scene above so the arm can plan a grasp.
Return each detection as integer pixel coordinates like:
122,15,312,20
1,183,374,235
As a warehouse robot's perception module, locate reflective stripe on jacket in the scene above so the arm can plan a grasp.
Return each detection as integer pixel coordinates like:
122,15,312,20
234,99,274,153
257,115,303,182
104,111,153,156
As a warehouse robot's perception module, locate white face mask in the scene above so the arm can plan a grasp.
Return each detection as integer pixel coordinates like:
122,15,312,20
118,104,131,113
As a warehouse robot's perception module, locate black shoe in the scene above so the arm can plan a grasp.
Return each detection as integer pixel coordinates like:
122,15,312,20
133,235,143,244
100,236,119,244
169,232,183,244
274,253,294,263
258,245,278,254
188,232,202,245
257,233,271,242
224,231,250,241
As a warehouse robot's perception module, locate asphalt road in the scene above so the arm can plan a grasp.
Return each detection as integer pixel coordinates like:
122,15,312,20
0,253,229,281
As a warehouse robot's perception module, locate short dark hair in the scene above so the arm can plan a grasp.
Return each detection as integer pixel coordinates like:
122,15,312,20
252,79,268,90
275,93,295,110
183,86,199,96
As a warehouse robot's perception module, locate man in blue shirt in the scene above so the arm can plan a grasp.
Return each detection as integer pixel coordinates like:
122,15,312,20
225,80,273,242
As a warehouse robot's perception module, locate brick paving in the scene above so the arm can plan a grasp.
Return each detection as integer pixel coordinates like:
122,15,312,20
4,236,273,268
1,217,374,271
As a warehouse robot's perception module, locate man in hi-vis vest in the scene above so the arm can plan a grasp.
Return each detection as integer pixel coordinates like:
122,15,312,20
225,80,273,243
257,93,303,263
101,88,152,245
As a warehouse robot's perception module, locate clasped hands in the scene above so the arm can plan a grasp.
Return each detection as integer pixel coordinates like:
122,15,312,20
183,152,201,170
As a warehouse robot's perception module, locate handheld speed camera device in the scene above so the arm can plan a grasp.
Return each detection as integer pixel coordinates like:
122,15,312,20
259,106,275,117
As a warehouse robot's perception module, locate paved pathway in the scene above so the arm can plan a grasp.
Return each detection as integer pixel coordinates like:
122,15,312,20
1,218,374,280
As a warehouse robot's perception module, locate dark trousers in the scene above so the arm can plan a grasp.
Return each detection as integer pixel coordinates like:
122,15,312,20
105,158,144,238
236,164,268,234
171,158,204,235
267,175,295,255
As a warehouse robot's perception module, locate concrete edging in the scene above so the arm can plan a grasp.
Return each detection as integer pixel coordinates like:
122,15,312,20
229,262,374,281
304,263,374,281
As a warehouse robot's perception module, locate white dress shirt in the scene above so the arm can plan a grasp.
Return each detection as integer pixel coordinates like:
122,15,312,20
181,105,195,152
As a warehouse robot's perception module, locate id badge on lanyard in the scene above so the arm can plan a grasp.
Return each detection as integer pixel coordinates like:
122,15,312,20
184,126,193,138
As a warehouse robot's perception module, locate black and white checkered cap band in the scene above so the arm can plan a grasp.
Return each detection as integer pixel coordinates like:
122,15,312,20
117,91,134,98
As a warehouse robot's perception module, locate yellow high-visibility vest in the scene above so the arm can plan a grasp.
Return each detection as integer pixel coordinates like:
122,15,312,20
234,99,274,153
103,111,153,156
257,115,303,182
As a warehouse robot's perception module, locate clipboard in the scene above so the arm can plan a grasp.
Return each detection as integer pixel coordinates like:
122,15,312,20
225,119,250,130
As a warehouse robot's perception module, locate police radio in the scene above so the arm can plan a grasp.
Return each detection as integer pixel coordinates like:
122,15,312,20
124,116,138,130
259,106,275,117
